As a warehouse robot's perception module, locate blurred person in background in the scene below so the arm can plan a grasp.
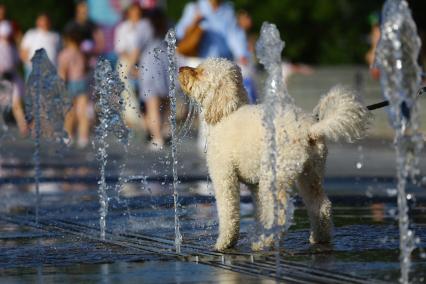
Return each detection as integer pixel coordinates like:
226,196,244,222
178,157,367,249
139,0,166,10
65,0,103,128
0,4,22,46
65,0,104,70
365,12,381,80
20,13,60,77
58,29,89,148
237,9,257,104
87,0,122,65
0,21,27,136
139,8,169,150
176,0,248,64
114,3,153,129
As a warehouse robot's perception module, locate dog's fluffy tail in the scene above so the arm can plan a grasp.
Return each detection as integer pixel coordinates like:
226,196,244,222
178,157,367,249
310,86,370,142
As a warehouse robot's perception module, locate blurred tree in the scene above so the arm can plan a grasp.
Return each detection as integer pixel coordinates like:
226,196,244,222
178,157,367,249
0,0,74,32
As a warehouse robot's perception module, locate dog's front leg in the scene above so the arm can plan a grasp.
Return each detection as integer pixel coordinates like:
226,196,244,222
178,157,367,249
212,172,240,251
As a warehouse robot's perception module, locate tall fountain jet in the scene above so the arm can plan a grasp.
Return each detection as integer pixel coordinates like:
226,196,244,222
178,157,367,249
375,0,423,283
255,22,296,275
25,49,72,223
93,59,129,240
165,28,182,254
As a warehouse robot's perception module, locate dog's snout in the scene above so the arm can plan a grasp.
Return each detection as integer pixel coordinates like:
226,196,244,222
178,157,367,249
179,66,194,73
179,66,197,75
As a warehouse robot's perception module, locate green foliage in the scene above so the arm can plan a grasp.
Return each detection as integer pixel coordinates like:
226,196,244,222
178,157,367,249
0,0,74,32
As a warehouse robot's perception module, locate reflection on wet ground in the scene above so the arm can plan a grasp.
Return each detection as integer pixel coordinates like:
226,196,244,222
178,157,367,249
2,261,276,284
0,179,425,283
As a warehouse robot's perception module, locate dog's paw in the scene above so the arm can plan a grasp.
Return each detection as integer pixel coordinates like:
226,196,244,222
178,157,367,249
214,241,232,252
251,234,274,251
309,230,331,244
214,236,237,252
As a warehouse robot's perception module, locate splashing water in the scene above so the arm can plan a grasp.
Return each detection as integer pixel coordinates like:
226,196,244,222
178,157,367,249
0,80,12,138
356,145,364,170
375,1,423,283
25,49,71,223
114,142,131,221
0,79,12,179
25,49,71,142
176,99,197,142
256,22,296,276
165,28,182,253
93,59,128,239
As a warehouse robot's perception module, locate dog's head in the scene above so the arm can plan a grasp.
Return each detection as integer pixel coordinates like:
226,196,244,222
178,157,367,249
178,58,247,125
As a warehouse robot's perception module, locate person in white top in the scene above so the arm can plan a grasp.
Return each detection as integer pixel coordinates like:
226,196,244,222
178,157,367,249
114,6,152,59
114,3,153,129
20,13,60,76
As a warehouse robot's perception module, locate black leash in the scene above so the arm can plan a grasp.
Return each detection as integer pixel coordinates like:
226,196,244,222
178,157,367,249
366,86,425,111
367,100,389,110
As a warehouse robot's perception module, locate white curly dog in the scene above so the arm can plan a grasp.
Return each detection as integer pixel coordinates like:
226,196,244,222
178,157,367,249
178,58,370,251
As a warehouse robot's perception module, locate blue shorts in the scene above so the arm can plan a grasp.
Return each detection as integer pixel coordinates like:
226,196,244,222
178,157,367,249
68,80,87,98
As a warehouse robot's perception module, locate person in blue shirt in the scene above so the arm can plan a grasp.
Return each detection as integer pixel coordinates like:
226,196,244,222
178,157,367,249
176,0,251,153
176,0,248,65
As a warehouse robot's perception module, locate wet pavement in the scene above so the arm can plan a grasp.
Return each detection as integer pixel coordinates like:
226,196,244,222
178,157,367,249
0,172,426,283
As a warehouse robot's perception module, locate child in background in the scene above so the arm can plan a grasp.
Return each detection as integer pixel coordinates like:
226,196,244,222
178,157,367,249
139,8,169,150
115,3,153,129
0,21,28,136
58,29,89,148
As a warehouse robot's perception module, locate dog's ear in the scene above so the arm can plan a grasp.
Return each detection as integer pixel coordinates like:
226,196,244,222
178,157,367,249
203,76,244,124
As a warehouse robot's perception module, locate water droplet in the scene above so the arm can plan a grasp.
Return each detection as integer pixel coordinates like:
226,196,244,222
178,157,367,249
365,187,373,198
386,188,397,197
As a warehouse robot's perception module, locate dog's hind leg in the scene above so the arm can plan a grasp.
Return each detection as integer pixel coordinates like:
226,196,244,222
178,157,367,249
212,171,240,251
297,165,332,244
250,180,275,251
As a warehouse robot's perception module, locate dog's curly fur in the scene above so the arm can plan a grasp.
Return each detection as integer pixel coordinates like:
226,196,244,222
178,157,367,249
178,58,370,251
